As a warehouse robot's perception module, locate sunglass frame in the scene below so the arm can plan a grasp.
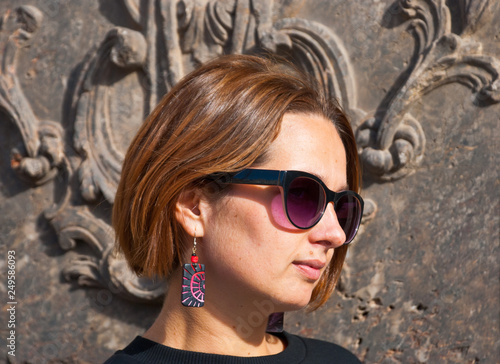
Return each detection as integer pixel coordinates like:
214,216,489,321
210,168,364,243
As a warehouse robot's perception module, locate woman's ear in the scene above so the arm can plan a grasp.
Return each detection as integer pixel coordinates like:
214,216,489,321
175,188,206,237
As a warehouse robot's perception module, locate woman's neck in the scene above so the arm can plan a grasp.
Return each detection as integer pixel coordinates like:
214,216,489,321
143,270,285,357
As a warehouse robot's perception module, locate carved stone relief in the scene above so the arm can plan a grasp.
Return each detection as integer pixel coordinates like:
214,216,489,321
357,0,499,182
1,0,498,362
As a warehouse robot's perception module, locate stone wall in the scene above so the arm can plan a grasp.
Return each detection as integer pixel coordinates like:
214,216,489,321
0,0,498,362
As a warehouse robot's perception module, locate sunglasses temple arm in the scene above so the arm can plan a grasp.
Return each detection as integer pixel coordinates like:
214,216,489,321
227,169,283,186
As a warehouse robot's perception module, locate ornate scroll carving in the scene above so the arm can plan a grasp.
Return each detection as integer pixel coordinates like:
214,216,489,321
2,0,498,303
272,18,364,121
357,0,499,181
50,206,164,302
0,6,64,185
73,27,147,203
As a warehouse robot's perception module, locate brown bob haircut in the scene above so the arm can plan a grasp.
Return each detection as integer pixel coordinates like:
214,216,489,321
113,54,361,310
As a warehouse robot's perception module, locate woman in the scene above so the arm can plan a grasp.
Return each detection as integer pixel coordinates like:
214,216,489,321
105,54,363,363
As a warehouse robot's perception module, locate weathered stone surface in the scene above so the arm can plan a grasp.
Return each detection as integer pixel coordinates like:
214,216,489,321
0,0,498,363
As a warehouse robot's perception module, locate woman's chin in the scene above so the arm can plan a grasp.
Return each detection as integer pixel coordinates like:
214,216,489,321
273,293,313,312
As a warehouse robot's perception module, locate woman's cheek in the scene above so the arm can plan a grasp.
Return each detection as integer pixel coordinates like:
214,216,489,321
271,193,295,229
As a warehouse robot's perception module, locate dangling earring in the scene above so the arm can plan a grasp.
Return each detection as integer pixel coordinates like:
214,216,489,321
181,232,206,307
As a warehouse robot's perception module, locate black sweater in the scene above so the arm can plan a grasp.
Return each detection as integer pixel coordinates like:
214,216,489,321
103,331,361,363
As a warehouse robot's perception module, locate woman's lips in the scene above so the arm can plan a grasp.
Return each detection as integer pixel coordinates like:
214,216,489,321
293,260,325,281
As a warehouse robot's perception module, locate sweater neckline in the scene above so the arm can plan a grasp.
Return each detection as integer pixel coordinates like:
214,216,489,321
122,331,306,364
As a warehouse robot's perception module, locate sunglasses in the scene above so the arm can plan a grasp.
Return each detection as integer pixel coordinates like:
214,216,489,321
211,169,364,245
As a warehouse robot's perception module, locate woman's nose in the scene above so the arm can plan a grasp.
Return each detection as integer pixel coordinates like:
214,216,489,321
309,202,346,248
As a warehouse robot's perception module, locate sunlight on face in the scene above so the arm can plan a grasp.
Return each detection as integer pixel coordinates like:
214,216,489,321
201,113,347,312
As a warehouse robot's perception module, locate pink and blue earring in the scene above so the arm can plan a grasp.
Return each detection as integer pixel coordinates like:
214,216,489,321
181,233,206,307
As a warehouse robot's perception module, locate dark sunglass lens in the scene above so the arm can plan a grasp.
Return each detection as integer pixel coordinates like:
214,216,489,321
286,177,325,228
335,194,362,243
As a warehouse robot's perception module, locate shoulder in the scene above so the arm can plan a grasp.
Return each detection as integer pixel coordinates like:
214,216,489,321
283,332,362,364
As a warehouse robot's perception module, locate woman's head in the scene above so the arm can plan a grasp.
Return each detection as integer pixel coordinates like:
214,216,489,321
113,54,361,310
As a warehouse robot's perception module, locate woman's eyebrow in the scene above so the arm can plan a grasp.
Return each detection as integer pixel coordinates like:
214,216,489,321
338,184,350,192
330,182,350,192
307,170,349,191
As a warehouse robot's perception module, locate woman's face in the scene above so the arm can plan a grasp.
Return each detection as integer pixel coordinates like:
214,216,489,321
200,112,348,312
